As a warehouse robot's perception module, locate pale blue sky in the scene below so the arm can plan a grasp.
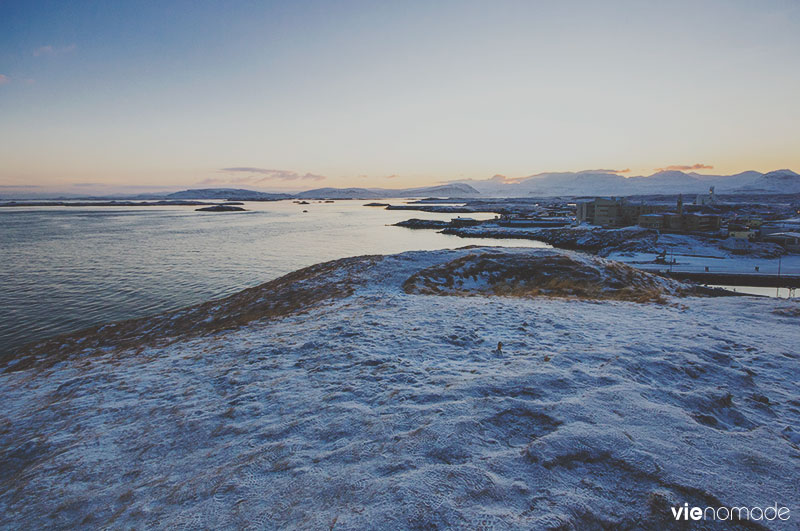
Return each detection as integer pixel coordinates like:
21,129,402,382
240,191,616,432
1,0,799,192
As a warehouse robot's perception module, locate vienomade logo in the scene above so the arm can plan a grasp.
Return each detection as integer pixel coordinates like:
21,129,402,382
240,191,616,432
671,502,790,523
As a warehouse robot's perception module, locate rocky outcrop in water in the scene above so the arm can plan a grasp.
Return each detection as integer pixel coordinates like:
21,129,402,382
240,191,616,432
393,218,450,229
195,205,247,212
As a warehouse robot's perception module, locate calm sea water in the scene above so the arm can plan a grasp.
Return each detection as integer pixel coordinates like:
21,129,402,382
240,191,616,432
0,200,546,354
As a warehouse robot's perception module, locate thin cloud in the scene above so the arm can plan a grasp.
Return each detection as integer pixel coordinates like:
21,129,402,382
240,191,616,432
437,175,525,185
655,163,713,172
0,76,36,87
582,168,630,174
489,174,529,184
441,168,630,185
219,167,326,182
202,168,327,186
33,44,77,57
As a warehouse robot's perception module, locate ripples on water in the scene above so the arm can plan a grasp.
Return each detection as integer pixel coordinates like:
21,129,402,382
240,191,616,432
1,200,546,353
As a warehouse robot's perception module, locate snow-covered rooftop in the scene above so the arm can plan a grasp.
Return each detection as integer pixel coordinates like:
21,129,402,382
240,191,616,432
765,232,800,239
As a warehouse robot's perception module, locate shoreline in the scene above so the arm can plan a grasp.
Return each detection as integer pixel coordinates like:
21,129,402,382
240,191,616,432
0,200,224,208
395,219,800,286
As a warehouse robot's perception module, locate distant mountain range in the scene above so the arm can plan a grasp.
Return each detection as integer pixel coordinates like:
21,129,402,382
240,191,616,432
165,188,292,200
295,183,481,199
454,169,800,197
164,183,481,200
3,170,799,201
161,171,800,200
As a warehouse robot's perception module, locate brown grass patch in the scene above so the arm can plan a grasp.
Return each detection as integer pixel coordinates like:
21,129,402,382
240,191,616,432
402,251,687,303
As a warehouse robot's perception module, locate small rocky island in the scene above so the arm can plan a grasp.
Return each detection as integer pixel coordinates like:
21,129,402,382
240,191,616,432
195,205,247,212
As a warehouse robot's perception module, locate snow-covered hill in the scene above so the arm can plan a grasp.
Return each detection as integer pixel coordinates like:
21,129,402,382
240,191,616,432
456,169,800,197
393,183,481,198
166,188,291,200
737,169,800,194
1,248,798,528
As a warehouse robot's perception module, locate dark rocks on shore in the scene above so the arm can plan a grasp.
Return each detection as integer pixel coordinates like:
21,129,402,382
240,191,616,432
394,219,450,229
1,200,215,207
195,205,247,212
439,224,658,255
392,217,664,256
226,196,285,202
386,205,475,213
364,202,391,207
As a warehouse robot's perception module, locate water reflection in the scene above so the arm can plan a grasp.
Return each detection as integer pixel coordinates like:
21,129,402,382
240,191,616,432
0,200,546,352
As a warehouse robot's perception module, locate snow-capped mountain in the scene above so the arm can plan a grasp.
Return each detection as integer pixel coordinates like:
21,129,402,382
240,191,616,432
166,188,291,200
452,169,800,197
515,172,629,196
737,169,800,193
689,170,762,185
394,183,481,198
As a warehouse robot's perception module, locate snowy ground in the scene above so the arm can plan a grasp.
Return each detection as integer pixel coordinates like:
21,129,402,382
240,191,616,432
439,223,800,280
1,247,799,529
607,233,800,278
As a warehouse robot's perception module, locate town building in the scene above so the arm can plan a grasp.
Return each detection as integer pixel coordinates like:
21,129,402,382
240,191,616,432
760,218,800,237
728,229,756,240
721,237,755,255
638,212,721,233
579,195,722,233
638,213,665,230
636,195,721,233
576,198,657,227
694,186,717,206
684,213,722,232
762,232,800,253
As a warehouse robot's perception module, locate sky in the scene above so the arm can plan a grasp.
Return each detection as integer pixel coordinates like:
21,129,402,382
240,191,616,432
1,0,799,194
